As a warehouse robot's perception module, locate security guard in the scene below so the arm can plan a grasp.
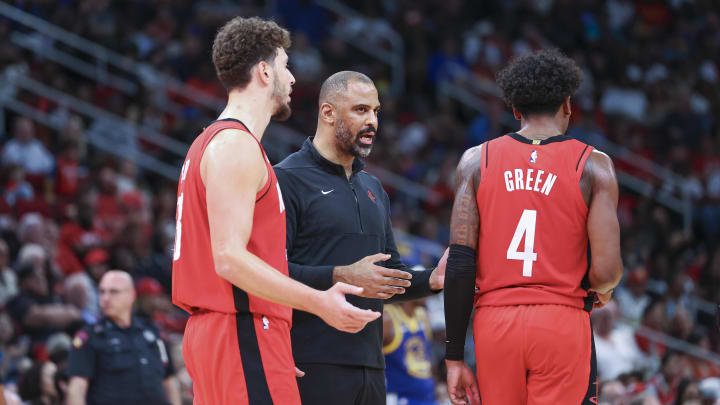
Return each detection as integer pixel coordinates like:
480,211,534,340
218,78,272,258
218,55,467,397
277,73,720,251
66,271,181,405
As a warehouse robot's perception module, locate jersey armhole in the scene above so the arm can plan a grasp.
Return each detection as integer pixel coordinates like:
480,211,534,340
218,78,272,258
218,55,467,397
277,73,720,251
478,141,488,182
575,144,594,181
255,161,273,203
203,122,273,202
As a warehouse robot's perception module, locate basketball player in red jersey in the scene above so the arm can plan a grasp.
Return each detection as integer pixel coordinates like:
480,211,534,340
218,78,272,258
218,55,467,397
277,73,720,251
443,49,623,405
172,17,380,405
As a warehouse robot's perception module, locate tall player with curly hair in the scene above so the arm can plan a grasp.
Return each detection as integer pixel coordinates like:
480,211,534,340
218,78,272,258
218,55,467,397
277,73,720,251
443,49,623,405
172,17,380,405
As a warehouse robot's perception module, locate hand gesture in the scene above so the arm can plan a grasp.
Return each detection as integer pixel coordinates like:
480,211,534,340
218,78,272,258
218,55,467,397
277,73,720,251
334,253,412,299
316,282,381,333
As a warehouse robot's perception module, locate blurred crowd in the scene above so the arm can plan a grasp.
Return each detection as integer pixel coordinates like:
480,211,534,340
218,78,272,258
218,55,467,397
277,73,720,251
0,0,719,404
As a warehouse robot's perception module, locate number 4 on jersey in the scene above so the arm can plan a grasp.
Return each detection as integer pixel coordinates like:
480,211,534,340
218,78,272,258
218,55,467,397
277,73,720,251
506,209,538,277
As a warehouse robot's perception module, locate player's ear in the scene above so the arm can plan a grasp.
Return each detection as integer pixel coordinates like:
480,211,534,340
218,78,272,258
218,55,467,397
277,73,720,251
320,103,336,125
562,96,572,117
512,105,522,121
256,60,272,86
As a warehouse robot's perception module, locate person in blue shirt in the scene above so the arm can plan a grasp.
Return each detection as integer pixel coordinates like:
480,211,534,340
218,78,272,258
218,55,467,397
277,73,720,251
383,299,437,405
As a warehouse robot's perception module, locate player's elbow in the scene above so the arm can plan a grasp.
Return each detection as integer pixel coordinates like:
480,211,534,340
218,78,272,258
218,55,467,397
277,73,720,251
589,257,623,294
213,251,236,280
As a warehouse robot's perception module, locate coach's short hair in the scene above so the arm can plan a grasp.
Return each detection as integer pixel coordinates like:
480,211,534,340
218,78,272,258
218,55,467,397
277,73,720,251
212,17,291,90
318,71,374,106
496,49,583,116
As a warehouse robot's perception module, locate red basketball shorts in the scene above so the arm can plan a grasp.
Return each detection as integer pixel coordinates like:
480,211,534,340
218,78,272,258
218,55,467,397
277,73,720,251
182,311,300,405
472,304,597,405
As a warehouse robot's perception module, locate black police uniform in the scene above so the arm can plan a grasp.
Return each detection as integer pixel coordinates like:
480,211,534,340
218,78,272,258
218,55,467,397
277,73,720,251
67,316,174,405
275,137,438,405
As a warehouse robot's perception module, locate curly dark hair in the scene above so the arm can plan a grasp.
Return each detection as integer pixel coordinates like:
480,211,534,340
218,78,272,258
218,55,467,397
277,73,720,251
496,49,583,116
212,17,291,90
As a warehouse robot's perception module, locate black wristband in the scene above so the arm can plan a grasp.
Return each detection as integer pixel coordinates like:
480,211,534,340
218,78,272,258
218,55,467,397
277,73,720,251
444,244,477,361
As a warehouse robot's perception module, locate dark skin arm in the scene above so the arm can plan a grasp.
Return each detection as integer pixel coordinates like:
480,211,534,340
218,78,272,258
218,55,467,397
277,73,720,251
445,146,482,405
580,149,623,303
449,147,483,250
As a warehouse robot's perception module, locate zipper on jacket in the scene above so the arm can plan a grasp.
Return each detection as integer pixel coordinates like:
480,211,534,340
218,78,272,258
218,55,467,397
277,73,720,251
349,179,364,233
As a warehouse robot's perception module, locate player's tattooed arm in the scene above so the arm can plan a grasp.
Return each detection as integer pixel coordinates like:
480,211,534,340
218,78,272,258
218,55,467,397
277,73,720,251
449,146,483,248
444,145,482,362
445,146,483,404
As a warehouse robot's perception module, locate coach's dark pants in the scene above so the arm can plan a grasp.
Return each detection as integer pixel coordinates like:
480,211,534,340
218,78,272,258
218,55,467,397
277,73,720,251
296,363,386,405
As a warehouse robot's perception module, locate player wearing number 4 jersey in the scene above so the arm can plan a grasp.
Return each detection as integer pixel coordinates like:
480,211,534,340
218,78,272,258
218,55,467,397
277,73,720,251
172,17,379,405
444,49,623,405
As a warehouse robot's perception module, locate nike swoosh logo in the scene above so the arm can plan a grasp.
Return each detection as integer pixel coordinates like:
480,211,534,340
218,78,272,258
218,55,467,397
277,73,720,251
321,189,334,195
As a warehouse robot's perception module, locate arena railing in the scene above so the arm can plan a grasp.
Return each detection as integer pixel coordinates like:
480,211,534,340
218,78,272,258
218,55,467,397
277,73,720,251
617,320,720,370
0,66,183,180
0,2,225,116
299,0,406,97
1,2,434,203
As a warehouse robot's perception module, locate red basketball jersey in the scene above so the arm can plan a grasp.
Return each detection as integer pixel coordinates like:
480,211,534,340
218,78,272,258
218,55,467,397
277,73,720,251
172,119,291,322
474,133,594,310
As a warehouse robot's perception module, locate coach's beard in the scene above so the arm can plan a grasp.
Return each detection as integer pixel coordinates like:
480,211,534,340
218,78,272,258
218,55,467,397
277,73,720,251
336,118,374,158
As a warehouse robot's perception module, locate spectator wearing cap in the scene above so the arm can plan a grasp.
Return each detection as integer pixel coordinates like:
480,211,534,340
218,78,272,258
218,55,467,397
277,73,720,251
5,264,81,342
135,278,186,336
82,249,109,285
135,277,164,321
66,271,180,405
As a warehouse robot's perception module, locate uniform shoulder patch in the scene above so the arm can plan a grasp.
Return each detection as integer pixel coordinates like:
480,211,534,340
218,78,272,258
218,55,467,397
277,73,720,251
73,330,90,349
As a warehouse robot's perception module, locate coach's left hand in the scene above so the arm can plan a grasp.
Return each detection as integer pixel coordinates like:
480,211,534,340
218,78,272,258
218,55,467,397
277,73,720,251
429,247,449,291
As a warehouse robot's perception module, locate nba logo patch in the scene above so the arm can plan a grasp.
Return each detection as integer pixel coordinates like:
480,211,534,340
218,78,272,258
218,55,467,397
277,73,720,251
530,150,537,164
368,190,376,203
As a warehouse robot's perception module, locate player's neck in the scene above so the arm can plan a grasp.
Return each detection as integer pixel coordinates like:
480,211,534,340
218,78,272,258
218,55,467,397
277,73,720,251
313,129,354,178
516,116,566,140
218,88,273,140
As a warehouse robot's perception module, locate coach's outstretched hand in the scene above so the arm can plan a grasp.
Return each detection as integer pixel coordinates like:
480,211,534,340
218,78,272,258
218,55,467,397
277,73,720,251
316,282,381,333
446,360,481,405
333,253,412,299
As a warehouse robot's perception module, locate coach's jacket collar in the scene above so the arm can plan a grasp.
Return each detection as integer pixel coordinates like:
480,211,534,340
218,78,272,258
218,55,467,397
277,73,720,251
302,137,365,177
